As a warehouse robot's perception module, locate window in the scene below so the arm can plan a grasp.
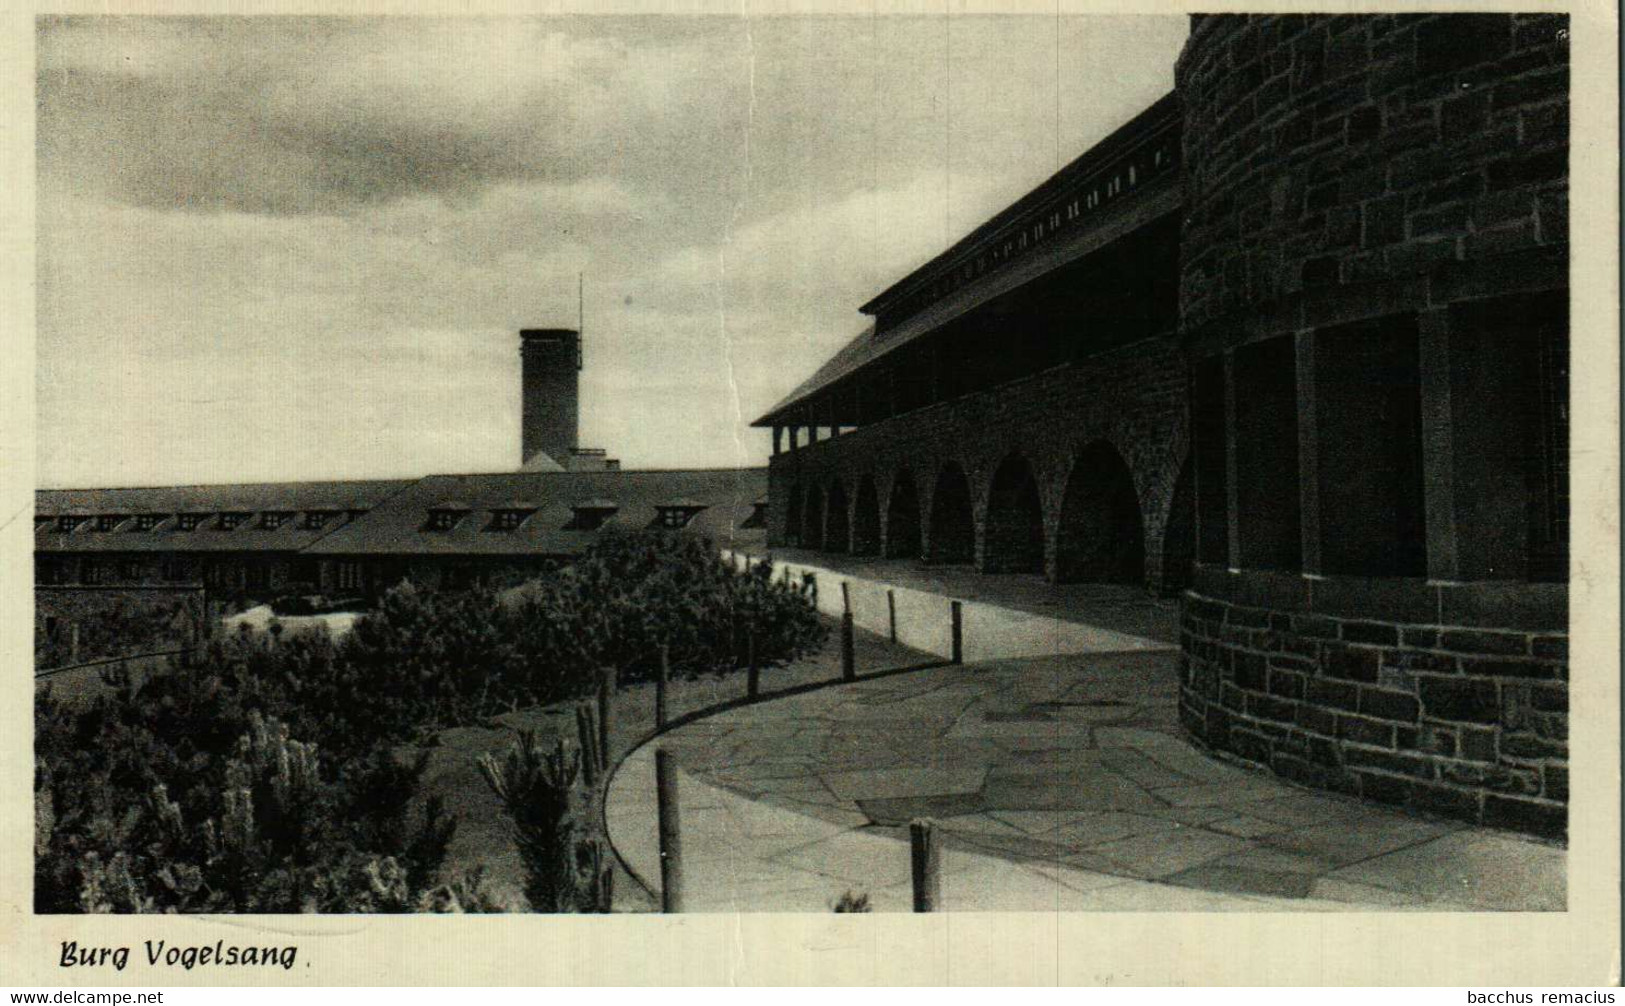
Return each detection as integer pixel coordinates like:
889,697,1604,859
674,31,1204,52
568,501,618,530
176,513,208,531
82,560,104,585
217,512,250,530
37,559,66,585
133,514,166,531
337,561,364,591
655,505,706,529
427,510,465,532
161,559,190,582
95,515,125,532
1232,337,1303,572
56,515,86,533
120,560,144,580
1313,315,1426,578
302,511,332,530
490,509,532,531
245,563,272,591
260,511,293,530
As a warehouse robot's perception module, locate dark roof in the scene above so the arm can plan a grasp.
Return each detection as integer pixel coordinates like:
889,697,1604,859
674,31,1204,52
754,92,1182,426
858,92,1180,319
35,479,416,553
303,468,767,557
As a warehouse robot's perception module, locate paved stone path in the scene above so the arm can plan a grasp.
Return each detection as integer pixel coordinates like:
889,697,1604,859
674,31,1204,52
606,652,1565,912
726,548,1181,661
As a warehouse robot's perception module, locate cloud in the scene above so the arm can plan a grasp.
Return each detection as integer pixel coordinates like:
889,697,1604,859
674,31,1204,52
35,14,1189,486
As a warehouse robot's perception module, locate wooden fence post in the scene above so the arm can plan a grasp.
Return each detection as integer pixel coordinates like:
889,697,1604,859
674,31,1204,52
840,611,856,682
950,601,963,665
656,644,670,731
575,704,600,790
887,589,897,644
655,749,684,913
746,627,760,700
910,818,942,912
597,666,616,771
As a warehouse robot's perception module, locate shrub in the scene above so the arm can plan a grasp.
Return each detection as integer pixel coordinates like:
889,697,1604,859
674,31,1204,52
478,731,612,913
34,662,454,914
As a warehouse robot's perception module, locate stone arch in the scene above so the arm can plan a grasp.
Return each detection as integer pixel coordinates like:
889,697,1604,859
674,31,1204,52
1159,452,1196,595
1055,440,1145,585
825,480,851,554
852,474,881,556
885,469,923,560
981,452,1046,575
802,485,825,552
927,462,975,565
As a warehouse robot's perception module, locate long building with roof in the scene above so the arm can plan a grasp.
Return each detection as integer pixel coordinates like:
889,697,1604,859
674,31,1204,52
35,328,766,601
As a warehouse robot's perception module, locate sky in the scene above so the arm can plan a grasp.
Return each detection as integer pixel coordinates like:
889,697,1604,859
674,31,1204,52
35,14,1188,488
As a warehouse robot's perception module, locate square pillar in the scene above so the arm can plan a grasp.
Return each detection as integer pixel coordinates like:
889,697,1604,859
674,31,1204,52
1295,330,1323,575
1418,308,1459,580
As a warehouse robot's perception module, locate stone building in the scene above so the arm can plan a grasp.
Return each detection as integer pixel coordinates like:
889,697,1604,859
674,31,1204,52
757,13,1569,836
755,94,1194,597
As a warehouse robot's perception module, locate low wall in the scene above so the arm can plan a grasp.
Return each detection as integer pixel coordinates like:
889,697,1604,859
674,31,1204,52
724,551,1171,663
1178,568,1568,838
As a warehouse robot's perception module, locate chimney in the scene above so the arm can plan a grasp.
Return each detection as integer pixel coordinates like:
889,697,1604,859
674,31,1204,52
519,328,580,470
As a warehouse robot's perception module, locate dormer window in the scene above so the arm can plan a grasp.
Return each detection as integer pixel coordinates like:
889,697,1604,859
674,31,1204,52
568,499,619,531
94,514,126,532
489,505,536,531
260,511,294,530
132,514,167,531
56,515,87,533
217,512,251,531
175,513,209,532
34,515,53,531
654,501,708,530
302,511,335,530
426,502,471,532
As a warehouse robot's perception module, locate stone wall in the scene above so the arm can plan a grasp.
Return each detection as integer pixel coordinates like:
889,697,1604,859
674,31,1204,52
1179,567,1567,837
766,331,1191,594
1176,14,1570,836
1178,13,1569,336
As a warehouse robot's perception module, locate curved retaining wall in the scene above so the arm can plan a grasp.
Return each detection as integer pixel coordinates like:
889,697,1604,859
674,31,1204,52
1178,566,1567,838
1175,14,1569,836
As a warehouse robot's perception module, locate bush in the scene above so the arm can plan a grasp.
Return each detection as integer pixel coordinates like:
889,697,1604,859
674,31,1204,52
34,664,455,913
35,530,822,913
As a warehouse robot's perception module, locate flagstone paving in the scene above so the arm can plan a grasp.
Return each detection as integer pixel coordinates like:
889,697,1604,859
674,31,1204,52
605,651,1566,912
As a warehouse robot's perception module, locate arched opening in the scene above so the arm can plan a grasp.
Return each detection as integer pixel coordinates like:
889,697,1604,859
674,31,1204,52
982,453,1045,575
1160,454,1196,595
1056,441,1145,585
927,462,975,565
802,486,825,552
783,488,803,547
852,475,881,556
825,481,851,554
885,471,923,560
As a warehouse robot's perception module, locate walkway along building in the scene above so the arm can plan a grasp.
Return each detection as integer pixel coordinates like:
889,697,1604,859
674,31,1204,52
755,14,1570,837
